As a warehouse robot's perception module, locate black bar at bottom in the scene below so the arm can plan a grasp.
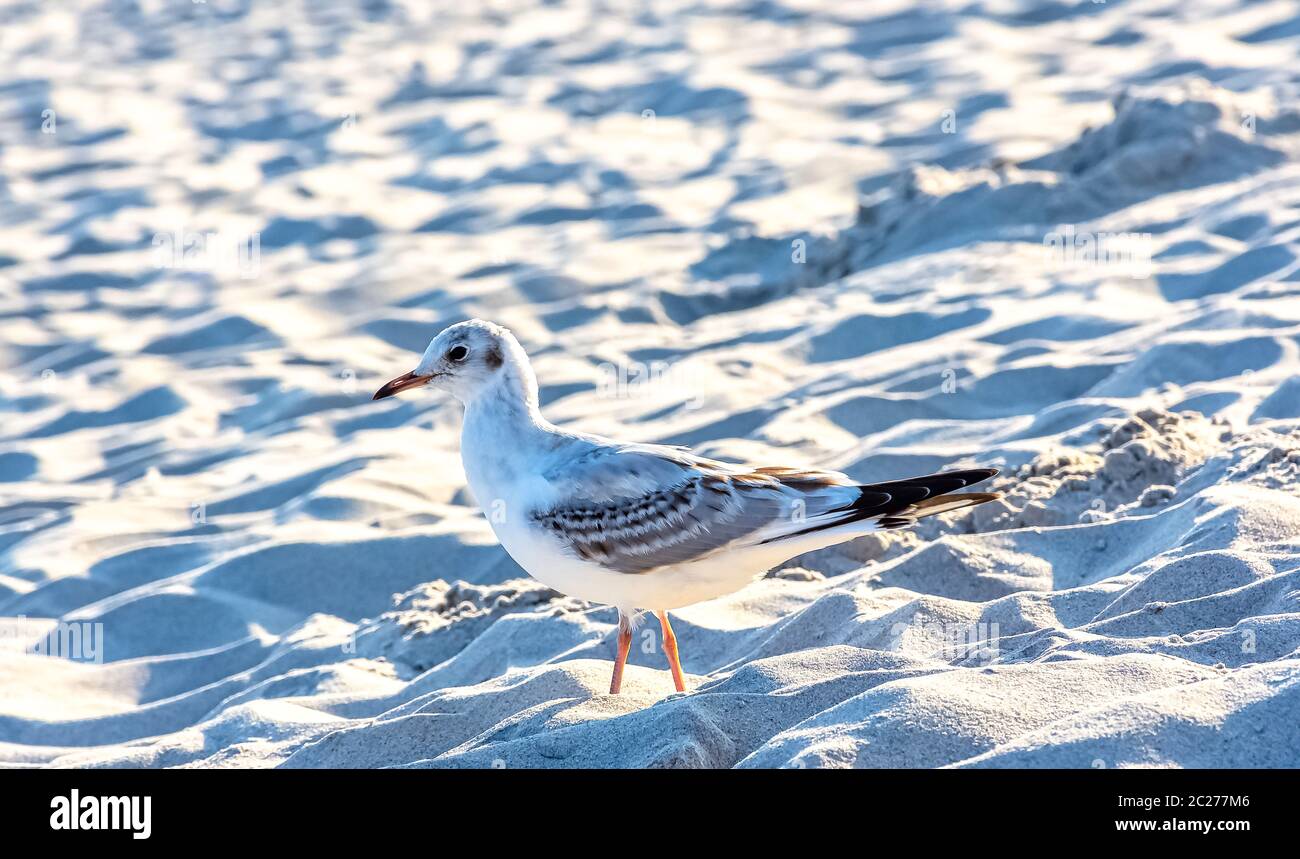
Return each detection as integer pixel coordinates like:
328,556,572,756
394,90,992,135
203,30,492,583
3,768,1286,844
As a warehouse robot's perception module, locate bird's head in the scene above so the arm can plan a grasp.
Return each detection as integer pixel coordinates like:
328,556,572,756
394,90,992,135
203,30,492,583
373,318,533,406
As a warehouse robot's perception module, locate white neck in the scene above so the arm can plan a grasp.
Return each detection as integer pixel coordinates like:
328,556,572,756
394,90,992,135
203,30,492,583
458,367,558,503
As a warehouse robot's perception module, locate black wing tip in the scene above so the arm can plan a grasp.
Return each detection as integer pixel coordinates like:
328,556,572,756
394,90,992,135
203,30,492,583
924,467,1000,490
778,467,1001,542
937,466,997,482
859,466,999,496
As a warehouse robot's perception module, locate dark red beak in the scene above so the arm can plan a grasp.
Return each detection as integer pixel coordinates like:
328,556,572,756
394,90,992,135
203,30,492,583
372,371,435,400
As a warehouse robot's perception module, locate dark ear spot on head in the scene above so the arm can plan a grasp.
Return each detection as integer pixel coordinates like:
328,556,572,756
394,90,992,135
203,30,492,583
485,345,503,370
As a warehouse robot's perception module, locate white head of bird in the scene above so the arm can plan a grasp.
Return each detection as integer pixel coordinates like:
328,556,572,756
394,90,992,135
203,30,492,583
372,318,537,407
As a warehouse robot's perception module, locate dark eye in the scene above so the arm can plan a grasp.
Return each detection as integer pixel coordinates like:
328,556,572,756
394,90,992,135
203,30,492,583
446,345,469,362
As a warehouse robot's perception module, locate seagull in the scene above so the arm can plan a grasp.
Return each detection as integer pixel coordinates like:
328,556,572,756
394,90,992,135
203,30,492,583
374,319,1000,695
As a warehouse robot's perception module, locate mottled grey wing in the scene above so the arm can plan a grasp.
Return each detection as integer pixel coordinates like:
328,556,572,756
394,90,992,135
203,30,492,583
531,445,795,574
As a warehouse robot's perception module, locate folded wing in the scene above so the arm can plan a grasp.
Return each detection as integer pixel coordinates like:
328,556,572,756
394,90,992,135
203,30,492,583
531,442,999,575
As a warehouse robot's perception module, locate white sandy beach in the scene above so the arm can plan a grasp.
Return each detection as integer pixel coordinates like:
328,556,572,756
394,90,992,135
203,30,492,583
1,0,1299,768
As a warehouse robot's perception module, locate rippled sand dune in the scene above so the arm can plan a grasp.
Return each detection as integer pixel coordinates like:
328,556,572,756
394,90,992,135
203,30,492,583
2,0,1299,768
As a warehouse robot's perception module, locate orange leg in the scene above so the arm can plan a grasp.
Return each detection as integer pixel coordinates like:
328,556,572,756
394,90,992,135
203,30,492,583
657,611,687,693
609,615,633,695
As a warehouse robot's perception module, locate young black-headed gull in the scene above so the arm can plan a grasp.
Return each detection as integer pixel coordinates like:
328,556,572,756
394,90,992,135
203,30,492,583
374,319,1000,694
